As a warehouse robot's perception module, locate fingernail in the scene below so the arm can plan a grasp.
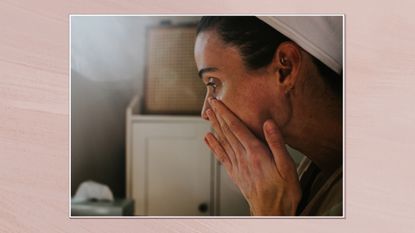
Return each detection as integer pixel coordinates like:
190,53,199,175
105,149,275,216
265,120,275,134
208,97,216,106
206,109,213,119
204,135,210,145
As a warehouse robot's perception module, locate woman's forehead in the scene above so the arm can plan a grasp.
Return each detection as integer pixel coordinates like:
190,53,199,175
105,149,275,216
194,31,243,73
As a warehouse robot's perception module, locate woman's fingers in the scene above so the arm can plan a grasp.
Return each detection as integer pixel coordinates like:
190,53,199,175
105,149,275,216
206,109,237,166
263,119,297,181
205,132,233,173
208,98,259,149
214,110,245,157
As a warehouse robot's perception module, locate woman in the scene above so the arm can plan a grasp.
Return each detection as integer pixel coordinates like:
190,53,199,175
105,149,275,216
194,16,343,216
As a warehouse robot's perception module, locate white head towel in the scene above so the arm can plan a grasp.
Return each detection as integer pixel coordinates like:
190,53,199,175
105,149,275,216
257,16,343,74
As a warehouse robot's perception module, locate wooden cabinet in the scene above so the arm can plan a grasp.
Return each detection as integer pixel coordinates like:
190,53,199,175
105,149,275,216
126,95,250,216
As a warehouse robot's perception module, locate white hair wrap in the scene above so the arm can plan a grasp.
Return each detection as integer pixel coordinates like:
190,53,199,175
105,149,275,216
257,16,343,75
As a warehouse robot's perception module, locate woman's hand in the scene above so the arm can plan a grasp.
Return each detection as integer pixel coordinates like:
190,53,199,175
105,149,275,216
204,98,302,216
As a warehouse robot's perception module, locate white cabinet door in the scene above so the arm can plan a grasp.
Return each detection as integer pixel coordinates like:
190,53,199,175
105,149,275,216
131,121,212,216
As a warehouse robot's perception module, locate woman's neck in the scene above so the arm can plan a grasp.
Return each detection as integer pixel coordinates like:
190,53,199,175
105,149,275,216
283,95,343,173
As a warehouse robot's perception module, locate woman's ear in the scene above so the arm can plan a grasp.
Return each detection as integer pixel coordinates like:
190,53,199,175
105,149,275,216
273,42,302,94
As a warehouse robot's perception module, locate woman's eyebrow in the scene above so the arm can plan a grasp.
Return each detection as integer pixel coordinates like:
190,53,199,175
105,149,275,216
198,67,219,79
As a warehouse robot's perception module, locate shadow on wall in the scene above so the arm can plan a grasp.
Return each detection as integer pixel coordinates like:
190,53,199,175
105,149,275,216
71,69,136,197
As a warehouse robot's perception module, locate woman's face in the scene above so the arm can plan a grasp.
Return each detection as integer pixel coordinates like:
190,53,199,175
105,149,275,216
194,30,290,140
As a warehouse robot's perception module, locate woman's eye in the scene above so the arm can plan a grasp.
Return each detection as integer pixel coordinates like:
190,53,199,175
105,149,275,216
206,77,218,91
206,81,217,89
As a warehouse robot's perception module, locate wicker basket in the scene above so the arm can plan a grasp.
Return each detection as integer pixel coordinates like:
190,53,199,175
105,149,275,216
143,25,205,115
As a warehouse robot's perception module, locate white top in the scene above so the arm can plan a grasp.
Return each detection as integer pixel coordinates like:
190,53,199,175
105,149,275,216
257,16,343,74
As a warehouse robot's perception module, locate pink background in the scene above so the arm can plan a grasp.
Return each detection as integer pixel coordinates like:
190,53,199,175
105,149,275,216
1,0,414,232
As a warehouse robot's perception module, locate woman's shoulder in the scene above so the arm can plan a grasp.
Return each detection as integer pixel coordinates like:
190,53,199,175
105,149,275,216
297,157,343,216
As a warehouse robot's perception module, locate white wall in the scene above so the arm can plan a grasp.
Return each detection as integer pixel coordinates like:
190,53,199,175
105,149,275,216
70,16,201,197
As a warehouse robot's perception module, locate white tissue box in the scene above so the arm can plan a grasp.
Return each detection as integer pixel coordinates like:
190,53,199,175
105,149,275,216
71,198,134,216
